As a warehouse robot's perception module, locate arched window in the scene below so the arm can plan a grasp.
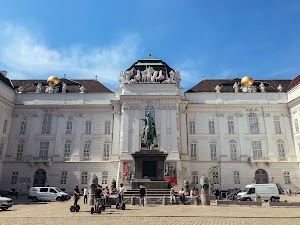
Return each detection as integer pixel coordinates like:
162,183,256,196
249,113,259,134
145,105,155,120
17,140,25,159
64,140,72,159
229,140,237,160
42,114,52,134
83,140,91,160
277,140,285,158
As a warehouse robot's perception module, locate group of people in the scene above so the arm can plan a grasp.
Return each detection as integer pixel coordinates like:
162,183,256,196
73,184,122,208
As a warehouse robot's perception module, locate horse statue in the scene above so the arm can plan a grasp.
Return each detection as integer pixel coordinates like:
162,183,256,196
141,112,157,149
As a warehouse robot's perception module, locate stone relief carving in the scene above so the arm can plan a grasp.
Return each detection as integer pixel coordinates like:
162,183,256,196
75,113,83,117
281,113,290,117
56,113,64,117
30,114,38,118
216,113,224,117
45,83,54,93
262,113,270,117
240,85,257,93
235,113,243,117
277,85,283,92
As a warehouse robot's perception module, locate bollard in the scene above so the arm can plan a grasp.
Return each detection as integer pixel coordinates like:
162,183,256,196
88,174,98,206
162,195,167,205
200,176,210,205
131,196,135,205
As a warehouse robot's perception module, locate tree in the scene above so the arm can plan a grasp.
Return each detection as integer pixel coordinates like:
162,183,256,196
207,165,219,192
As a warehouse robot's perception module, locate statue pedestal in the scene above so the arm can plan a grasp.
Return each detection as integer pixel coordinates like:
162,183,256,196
131,150,168,189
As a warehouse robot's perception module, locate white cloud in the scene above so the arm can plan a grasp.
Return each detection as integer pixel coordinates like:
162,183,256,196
0,23,140,89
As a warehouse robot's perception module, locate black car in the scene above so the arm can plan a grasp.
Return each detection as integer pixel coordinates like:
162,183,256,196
0,190,15,197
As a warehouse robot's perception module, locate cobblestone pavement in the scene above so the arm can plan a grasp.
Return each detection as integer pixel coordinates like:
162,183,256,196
1,196,300,225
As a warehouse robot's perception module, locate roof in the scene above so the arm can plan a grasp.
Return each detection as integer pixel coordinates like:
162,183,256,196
287,75,300,91
0,71,14,91
11,78,113,93
186,78,292,93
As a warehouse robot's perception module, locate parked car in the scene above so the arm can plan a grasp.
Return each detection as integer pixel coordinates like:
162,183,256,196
28,187,70,202
0,196,13,210
227,189,242,200
0,190,15,197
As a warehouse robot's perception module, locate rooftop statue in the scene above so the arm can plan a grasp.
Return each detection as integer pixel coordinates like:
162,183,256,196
141,112,157,150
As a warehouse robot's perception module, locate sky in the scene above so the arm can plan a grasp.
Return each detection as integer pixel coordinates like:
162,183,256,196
0,0,300,91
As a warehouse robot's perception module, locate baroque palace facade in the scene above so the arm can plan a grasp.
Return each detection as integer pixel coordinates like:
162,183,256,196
1,58,300,193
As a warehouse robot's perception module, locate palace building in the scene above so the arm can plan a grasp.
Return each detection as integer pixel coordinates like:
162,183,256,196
0,58,300,193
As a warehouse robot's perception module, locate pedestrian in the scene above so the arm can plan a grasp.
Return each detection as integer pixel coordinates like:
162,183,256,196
294,190,297,196
215,188,220,200
190,187,195,196
103,186,110,206
73,184,80,206
170,188,176,204
179,187,185,204
117,183,125,203
139,185,147,206
15,187,19,200
83,186,88,204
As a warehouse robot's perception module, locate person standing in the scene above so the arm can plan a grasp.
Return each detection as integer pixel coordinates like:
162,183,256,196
118,183,125,203
139,185,147,206
73,184,80,206
15,187,19,200
94,185,102,211
83,186,88,204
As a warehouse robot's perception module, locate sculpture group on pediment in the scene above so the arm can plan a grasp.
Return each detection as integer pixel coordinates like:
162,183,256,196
119,67,181,85
36,83,42,93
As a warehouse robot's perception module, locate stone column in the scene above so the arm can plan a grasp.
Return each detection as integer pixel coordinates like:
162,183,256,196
132,107,140,152
179,101,189,159
160,108,167,152
111,101,121,160
120,105,129,153
73,113,83,161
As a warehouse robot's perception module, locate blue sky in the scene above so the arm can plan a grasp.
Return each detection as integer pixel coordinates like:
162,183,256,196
0,0,300,91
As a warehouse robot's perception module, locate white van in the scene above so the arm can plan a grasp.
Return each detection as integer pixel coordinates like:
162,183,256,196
28,187,70,202
237,184,280,202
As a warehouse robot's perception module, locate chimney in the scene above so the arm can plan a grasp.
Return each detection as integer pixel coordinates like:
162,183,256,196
0,70,8,77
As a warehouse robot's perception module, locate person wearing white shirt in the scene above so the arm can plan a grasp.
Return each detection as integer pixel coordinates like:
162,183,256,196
83,186,88,204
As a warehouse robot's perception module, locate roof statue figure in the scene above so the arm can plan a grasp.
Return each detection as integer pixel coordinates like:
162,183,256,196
141,112,157,150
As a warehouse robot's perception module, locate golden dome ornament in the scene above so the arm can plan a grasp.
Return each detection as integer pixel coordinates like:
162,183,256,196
240,76,254,86
47,76,60,85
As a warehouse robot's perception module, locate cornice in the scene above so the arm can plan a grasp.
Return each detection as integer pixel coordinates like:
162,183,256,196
120,95,180,101
14,104,113,110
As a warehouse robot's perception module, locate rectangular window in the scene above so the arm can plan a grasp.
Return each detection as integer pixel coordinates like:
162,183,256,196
274,116,281,134
60,171,67,184
39,141,49,158
81,171,88,184
189,120,195,134
83,141,91,160
277,143,285,157
11,171,18,184
66,121,73,135
0,139,4,158
17,142,24,159
210,143,217,160
105,121,111,134
252,141,262,158
284,171,291,184
295,119,299,133
3,119,8,133
103,143,110,159
190,143,197,159
234,171,240,184
85,121,91,134
64,142,71,158
102,171,108,184
20,120,27,135
41,115,52,134
213,171,219,184
230,143,237,160
228,120,234,134
192,171,199,184
209,121,215,134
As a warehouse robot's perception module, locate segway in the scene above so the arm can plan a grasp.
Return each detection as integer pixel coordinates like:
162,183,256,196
90,205,101,214
70,204,80,212
116,194,126,210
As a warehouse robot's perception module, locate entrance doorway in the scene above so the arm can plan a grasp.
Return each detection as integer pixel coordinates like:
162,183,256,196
255,169,268,184
33,169,47,187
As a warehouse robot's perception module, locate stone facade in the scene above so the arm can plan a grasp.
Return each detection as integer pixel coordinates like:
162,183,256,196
0,61,300,193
